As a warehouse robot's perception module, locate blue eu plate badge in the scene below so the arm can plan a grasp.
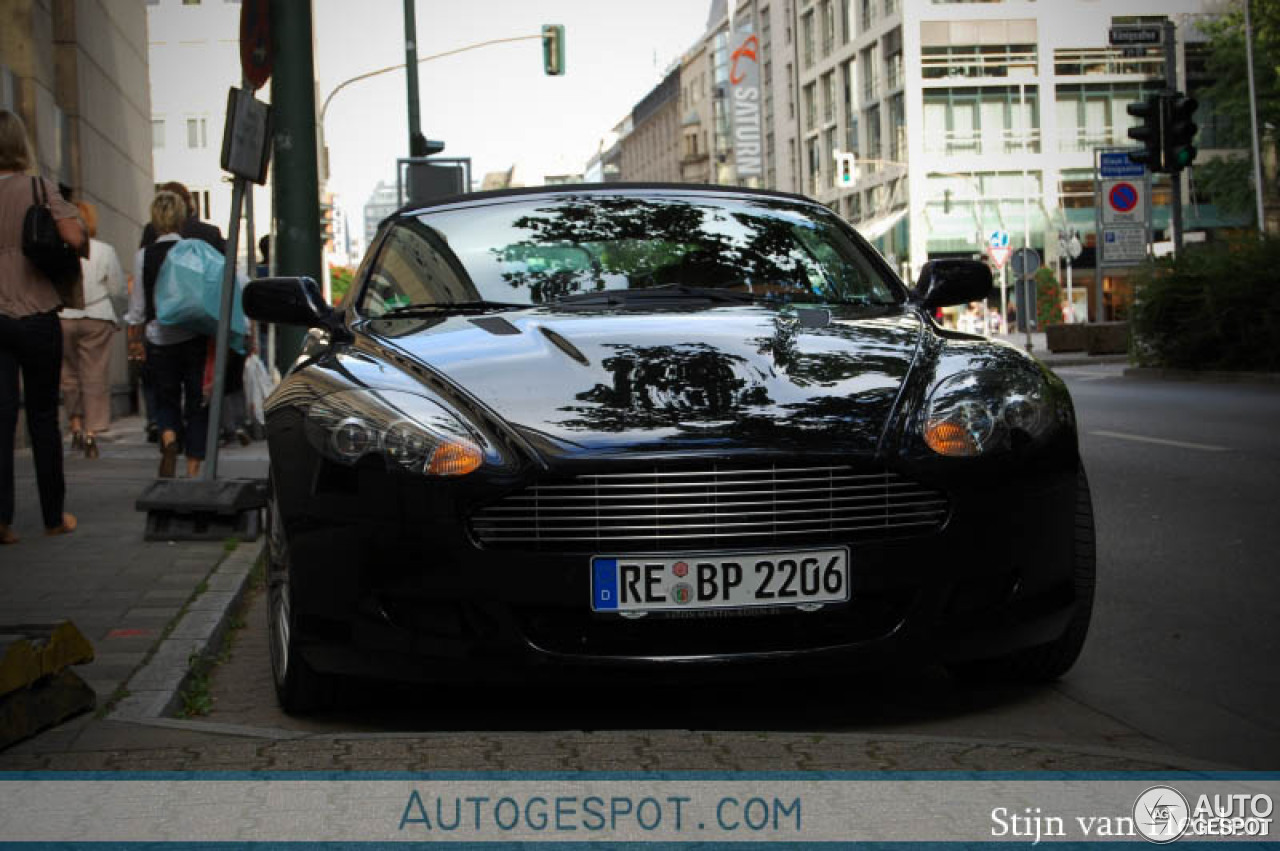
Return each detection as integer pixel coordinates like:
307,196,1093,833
592,558,619,610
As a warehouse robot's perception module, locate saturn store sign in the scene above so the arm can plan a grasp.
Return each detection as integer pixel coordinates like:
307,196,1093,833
729,19,763,179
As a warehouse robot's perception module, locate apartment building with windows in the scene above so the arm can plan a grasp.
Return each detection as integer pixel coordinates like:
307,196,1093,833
148,0,273,269
793,0,1236,319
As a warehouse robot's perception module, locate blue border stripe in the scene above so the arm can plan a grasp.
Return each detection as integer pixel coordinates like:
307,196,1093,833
0,770,1275,781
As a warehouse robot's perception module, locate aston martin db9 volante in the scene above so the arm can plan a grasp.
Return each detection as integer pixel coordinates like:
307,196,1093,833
245,185,1094,713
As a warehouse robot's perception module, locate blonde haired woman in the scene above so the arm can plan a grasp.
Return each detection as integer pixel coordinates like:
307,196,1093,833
125,190,208,479
60,201,126,459
0,109,85,544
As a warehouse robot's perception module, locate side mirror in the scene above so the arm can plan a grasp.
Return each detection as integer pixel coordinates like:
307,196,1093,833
244,277,335,328
913,259,993,310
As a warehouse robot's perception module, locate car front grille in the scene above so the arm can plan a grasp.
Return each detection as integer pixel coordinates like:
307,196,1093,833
470,463,949,552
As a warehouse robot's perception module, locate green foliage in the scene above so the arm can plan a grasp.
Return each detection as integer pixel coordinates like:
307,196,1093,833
330,265,356,306
1034,267,1063,328
1193,0,1280,222
1130,236,1280,370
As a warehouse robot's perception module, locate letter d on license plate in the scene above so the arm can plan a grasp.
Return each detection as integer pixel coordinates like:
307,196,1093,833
591,548,849,613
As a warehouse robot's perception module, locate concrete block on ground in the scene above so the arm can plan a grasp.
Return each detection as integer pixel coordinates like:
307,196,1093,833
0,668,96,750
1086,321,1130,355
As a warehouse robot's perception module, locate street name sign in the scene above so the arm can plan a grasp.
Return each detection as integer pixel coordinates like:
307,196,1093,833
1109,26,1162,46
1099,151,1146,179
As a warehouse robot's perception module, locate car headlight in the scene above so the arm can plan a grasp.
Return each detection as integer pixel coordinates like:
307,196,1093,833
923,369,1056,457
304,388,486,476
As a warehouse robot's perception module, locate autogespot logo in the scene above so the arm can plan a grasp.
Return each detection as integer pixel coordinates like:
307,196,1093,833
1134,786,1190,843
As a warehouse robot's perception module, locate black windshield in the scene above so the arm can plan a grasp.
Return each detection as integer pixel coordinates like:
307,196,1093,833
358,194,905,317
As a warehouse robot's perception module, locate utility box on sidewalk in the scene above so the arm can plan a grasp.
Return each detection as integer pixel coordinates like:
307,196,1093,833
136,478,267,542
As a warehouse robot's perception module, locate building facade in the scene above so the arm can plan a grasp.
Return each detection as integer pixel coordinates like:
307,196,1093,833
793,0,1236,319
362,179,398,247
148,0,275,272
594,0,1242,323
621,67,681,183
2,0,155,418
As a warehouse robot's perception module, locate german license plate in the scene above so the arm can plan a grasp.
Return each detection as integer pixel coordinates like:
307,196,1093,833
590,548,849,613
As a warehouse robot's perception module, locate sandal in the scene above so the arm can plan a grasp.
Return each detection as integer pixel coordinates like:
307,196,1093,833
45,513,77,537
84,434,99,460
70,431,84,451
0,524,17,545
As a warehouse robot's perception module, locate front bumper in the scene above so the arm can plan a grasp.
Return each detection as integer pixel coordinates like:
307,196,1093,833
271,435,1081,683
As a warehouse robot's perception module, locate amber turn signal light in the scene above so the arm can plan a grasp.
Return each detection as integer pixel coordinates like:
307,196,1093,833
427,440,483,476
924,419,978,457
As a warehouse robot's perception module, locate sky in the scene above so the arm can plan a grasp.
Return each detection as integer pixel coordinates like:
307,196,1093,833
313,0,711,240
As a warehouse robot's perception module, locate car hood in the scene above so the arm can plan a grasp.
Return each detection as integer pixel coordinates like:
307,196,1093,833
365,305,923,457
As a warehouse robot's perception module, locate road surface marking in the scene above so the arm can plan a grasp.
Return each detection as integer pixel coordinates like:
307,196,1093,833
1089,430,1230,452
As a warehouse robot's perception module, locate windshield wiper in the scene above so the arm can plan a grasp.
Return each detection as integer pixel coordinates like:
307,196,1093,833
555,283,766,306
377,300,527,318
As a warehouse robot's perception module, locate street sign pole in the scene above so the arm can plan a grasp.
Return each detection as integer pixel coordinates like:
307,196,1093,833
1164,19,1184,256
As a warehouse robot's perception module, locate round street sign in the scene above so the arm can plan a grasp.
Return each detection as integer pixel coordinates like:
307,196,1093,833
1109,182,1139,214
1010,247,1041,279
240,0,272,91
989,230,1010,250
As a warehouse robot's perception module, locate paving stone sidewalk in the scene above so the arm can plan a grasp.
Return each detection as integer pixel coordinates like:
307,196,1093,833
0,414,268,745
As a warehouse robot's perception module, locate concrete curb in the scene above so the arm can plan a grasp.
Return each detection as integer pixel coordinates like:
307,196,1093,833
1124,367,1280,385
107,543,262,723
1041,354,1130,369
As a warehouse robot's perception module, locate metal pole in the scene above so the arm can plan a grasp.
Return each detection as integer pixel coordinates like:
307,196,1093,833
201,176,246,481
404,0,424,157
1244,0,1267,234
1165,19,1183,256
269,0,322,367
1020,80,1032,352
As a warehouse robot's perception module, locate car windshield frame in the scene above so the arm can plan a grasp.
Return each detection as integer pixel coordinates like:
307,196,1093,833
353,190,909,320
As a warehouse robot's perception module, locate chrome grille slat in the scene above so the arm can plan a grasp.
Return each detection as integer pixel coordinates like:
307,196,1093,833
471,463,949,551
479,493,946,512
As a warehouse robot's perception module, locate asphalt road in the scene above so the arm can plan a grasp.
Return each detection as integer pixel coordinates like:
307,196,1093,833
204,365,1280,769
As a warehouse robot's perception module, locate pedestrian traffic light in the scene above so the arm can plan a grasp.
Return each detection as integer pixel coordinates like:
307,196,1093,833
1164,93,1199,172
1126,95,1165,172
542,24,565,76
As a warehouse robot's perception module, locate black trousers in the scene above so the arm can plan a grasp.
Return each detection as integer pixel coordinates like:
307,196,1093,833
147,337,209,460
0,311,66,528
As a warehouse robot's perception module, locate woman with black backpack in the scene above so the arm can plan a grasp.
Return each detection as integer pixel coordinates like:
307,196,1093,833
0,109,86,544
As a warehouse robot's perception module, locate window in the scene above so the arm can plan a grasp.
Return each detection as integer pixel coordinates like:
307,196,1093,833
802,12,814,68
186,116,207,148
822,72,835,124
820,0,835,57
152,118,165,149
804,83,817,131
1056,82,1160,152
888,93,905,162
865,103,882,165
922,86,1040,155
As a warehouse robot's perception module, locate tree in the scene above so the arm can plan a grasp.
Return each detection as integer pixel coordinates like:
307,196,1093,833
329,265,355,305
1193,0,1280,230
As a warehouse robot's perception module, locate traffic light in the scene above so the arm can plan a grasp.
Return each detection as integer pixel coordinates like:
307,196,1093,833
1126,95,1165,172
319,202,334,244
1164,93,1199,172
542,24,565,76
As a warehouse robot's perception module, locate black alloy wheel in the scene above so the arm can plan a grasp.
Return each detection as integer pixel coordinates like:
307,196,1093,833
266,478,333,714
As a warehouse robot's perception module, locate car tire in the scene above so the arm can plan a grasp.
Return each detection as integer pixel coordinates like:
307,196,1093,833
266,481,333,714
952,466,1096,684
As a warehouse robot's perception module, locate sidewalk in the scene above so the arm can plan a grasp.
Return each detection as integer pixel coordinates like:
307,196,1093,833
0,414,268,746
988,331,1130,369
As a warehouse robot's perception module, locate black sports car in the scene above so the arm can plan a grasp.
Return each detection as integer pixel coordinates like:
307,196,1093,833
245,185,1093,713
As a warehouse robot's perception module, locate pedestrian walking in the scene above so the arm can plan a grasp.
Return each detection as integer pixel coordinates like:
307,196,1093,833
139,181,225,253
126,190,209,479
0,109,86,543
59,201,126,459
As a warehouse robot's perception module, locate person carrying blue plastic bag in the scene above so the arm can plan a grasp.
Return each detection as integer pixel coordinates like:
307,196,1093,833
125,191,220,479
